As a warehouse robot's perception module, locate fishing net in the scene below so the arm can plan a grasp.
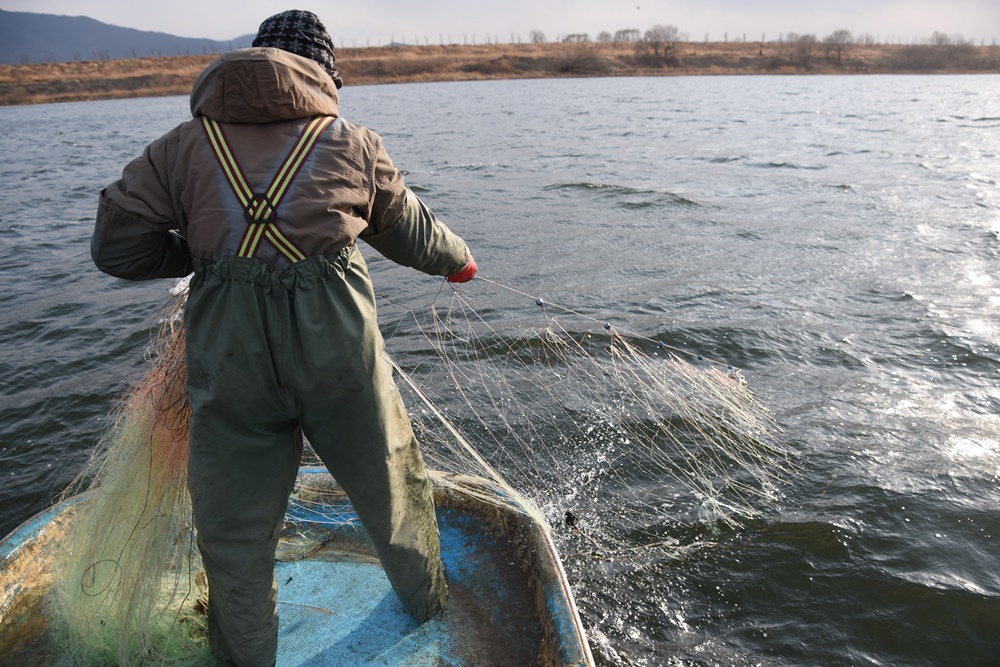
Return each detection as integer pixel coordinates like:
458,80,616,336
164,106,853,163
47,293,212,665
373,278,791,551
35,270,792,664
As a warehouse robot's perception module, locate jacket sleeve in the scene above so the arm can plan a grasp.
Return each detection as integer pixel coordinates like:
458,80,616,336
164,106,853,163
92,128,193,281
359,142,471,277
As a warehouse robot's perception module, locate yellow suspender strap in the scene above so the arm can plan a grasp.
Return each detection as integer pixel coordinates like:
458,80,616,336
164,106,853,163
201,116,335,264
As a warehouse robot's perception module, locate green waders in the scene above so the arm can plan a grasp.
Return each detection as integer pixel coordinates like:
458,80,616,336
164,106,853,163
184,248,446,667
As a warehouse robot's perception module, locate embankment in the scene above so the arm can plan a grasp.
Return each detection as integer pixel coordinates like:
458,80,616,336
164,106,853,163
1,40,997,106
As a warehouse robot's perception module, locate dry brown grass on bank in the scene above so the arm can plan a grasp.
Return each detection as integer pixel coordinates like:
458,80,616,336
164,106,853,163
1,41,997,106
0,55,212,105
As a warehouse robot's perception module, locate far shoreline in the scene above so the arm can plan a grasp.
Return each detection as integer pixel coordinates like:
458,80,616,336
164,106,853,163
2,40,997,107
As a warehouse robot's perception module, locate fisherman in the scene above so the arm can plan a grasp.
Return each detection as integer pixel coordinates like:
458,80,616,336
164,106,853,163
90,10,476,666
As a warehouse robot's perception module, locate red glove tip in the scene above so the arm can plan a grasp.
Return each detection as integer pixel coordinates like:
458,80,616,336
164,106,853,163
447,256,477,283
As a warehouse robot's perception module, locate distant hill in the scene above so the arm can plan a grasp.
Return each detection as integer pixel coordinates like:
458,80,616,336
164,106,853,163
0,9,254,65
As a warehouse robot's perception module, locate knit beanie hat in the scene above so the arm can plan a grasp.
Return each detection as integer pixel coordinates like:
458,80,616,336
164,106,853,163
252,10,343,89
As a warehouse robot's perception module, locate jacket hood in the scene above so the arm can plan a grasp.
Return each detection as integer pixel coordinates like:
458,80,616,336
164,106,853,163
190,48,340,123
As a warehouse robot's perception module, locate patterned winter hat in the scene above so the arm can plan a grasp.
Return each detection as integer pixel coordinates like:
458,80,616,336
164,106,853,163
252,10,343,89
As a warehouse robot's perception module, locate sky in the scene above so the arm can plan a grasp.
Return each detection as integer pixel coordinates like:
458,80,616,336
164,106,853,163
2,0,998,46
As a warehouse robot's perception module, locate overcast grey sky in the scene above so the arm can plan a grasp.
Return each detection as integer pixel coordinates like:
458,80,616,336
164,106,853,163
2,0,997,46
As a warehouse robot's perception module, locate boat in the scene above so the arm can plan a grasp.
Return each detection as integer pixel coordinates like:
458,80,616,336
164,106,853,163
0,467,595,666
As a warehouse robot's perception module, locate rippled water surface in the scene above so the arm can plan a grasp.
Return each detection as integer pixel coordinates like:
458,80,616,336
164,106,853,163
2,74,999,665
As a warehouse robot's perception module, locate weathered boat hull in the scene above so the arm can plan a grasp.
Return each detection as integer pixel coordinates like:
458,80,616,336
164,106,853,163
1,468,594,666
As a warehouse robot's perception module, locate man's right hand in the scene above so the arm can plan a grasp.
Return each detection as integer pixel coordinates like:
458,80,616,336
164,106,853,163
447,256,477,283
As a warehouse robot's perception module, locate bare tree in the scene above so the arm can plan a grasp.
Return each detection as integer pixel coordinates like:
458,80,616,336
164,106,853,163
824,29,852,64
642,24,682,62
563,34,590,43
597,31,612,43
930,31,952,46
613,28,641,43
529,29,546,44
930,32,972,46
787,33,818,69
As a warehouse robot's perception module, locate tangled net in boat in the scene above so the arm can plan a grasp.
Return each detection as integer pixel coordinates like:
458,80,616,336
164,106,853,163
48,295,212,665
46,272,793,664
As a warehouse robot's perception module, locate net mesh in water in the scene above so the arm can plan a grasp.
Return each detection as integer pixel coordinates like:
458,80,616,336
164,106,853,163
380,286,791,550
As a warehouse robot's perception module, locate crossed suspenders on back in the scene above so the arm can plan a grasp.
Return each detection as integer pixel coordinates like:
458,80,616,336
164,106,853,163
201,115,335,265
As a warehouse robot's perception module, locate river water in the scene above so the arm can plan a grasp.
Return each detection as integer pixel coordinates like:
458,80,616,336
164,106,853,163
2,74,999,666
